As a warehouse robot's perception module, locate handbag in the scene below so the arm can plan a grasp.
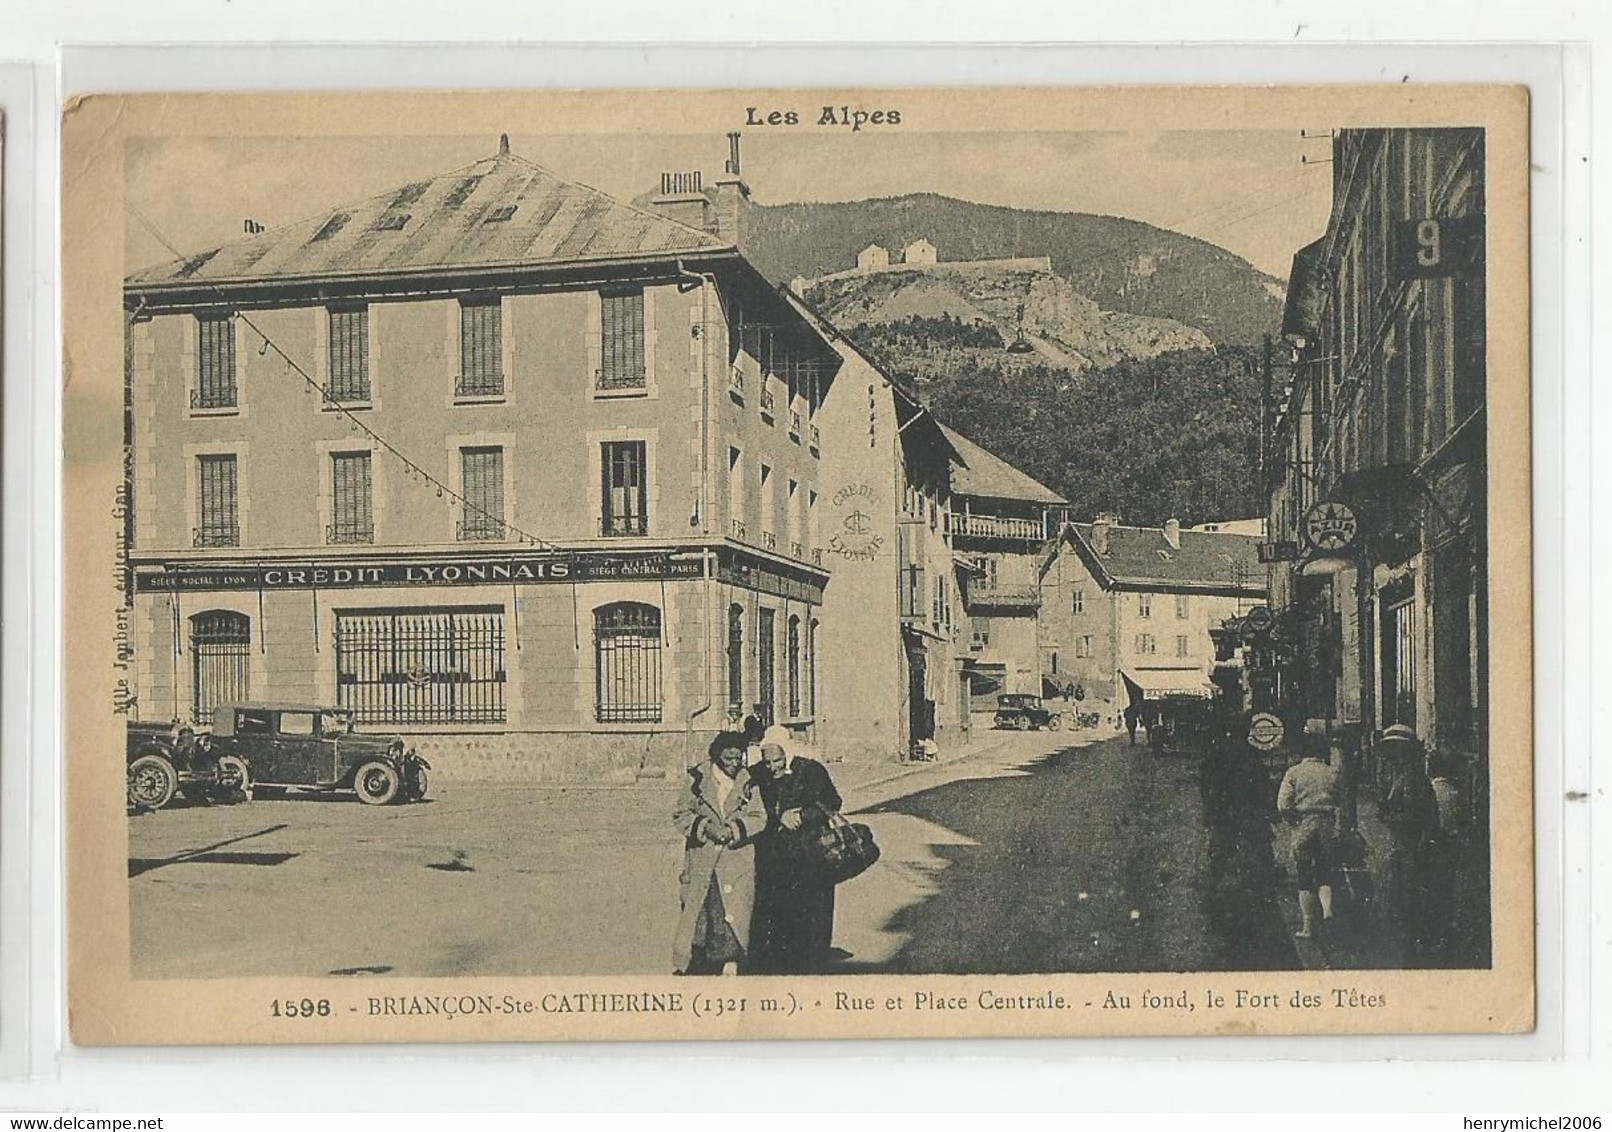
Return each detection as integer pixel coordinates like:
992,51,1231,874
795,809,881,885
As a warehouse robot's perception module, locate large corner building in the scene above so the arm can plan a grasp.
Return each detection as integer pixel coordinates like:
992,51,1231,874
124,136,846,781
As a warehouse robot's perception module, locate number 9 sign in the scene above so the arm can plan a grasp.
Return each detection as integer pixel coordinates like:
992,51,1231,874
1398,215,1481,279
1415,218,1442,268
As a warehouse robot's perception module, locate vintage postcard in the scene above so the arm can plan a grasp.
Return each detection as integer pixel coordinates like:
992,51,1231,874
63,85,1531,1044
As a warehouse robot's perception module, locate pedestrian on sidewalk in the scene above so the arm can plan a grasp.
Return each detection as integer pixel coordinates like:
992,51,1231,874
1276,733,1341,940
1124,705,1140,745
1379,725,1440,966
750,725,845,974
1199,713,1281,959
741,705,767,746
1425,752,1469,963
672,732,768,976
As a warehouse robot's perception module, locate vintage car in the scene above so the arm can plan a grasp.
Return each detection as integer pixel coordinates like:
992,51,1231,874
205,702,430,805
1145,694,1219,755
126,720,248,811
992,693,1062,731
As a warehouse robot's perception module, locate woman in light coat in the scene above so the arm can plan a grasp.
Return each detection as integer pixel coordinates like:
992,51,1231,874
673,732,769,975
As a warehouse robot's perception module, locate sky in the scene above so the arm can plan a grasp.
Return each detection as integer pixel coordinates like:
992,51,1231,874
125,128,1334,280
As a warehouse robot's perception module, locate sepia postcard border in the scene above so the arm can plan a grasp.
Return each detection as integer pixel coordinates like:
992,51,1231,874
63,85,1533,1045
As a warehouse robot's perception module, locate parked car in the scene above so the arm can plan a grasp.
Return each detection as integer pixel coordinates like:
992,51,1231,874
205,702,429,805
992,693,1062,731
1147,694,1217,755
126,720,248,811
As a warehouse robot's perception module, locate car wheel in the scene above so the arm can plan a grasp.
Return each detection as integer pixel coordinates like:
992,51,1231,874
128,753,178,810
216,755,252,802
1015,715,1032,731
1047,715,1063,731
353,761,401,805
407,764,429,803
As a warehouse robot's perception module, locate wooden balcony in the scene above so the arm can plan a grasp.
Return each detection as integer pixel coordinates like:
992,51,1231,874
966,583,1041,611
948,513,1047,543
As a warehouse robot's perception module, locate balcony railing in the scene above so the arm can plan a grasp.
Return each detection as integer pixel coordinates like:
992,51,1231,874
730,518,746,540
728,364,745,397
813,547,824,566
966,583,1042,610
454,374,505,399
595,365,646,393
790,540,804,559
600,514,648,537
948,513,1046,543
789,410,802,441
761,531,777,550
192,524,239,548
457,517,508,542
809,424,821,455
326,522,374,545
190,388,238,411
759,385,776,417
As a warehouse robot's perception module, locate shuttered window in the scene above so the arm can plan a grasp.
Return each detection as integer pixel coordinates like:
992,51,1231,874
327,306,370,402
458,447,505,541
194,313,237,409
329,452,374,544
458,297,504,397
598,288,646,391
195,454,239,547
600,440,648,536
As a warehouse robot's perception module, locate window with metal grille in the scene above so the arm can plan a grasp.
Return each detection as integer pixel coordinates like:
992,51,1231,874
598,288,646,391
329,451,374,544
1136,633,1156,655
458,447,505,541
335,608,506,725
595,602,662,723
195,454,239,547
190,610,250,723
756,609,775,726
787,615,802,717
727,604,745,718
194,313,237,409
1383,596,1417,728
808,618,818,716
600,440,648,536
458,297,504,397
327,306,370,402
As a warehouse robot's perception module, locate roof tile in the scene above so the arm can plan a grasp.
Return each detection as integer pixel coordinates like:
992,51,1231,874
939,424,1067,505
127,152,729,288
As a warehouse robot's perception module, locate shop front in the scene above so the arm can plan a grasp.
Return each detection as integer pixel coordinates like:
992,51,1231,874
130,546,826,782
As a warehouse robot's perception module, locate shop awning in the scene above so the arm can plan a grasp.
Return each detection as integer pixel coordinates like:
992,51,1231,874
1121,668,1216,705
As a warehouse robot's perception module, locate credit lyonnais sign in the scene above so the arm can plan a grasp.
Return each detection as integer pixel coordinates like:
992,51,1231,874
135,553,705,593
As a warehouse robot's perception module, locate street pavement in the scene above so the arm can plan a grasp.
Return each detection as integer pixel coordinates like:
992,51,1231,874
128,730,1301,978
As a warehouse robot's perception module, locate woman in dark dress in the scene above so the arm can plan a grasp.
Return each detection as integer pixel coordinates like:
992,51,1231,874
750,726,843,974
1197,714,1285,967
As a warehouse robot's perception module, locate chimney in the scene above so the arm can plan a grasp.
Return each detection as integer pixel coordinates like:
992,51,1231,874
650,169,712,234
499,133,510,156
648,133,752,246
1164,518,1181,550
711,131,752,248
1092,513,1119,556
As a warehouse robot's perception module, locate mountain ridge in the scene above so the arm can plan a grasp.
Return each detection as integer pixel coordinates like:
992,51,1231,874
741,192,1287,347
